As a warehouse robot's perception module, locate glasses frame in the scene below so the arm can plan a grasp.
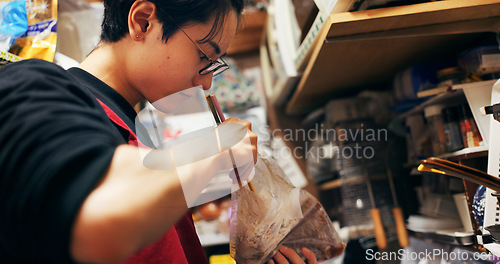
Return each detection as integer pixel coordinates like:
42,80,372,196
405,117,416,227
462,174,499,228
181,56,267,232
175,26,229,77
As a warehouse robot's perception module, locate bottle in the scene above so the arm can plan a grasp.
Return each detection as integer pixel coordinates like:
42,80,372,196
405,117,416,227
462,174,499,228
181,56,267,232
442,106,464,152
458,103,482,148
424,104,447,156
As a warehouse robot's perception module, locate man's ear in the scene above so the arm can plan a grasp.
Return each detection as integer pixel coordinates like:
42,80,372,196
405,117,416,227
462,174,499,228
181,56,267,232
128,0,156,40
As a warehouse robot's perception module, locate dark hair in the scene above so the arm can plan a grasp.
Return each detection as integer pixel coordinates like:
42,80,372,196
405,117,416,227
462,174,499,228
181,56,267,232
100,0,244,43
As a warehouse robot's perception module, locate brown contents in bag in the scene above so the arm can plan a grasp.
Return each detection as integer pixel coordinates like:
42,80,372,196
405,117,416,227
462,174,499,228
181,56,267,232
230,156,344,264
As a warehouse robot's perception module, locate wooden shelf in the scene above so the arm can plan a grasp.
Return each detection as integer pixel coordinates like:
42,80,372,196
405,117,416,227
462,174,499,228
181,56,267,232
227,9,267,55
285,0,500,115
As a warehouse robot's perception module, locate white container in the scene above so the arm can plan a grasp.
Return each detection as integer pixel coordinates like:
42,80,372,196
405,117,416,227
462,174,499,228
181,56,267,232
453,193,474,233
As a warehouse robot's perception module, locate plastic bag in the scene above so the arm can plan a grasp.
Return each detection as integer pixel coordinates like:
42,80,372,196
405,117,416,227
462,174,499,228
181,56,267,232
0,0,28,52
230,154,344,264
9,0,58,61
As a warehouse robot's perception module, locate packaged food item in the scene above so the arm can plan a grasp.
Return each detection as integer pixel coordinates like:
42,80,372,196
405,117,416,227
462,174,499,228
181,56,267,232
458,45,500,77
0,50,23,67
0,0,28,52
230,154,344,264
436,67,465,87
458,103,482,148
9,0,57,61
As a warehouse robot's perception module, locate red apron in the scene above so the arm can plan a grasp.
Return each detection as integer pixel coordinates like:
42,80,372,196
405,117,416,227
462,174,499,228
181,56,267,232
97,99,209,264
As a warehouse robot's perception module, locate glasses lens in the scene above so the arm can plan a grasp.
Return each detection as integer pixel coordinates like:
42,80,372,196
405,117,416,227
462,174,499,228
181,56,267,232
200,59,229,76
212,65,229,76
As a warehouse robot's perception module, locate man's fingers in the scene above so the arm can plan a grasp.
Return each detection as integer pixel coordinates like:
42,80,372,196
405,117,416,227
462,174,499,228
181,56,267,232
225,117,252,131
279,246,305,264
272,251,288,264
302,247,318,264
249,131,258,163
271,246,318,264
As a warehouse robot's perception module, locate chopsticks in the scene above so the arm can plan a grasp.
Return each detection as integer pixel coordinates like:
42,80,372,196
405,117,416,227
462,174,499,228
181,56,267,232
418,157,500,192
206,94,256,192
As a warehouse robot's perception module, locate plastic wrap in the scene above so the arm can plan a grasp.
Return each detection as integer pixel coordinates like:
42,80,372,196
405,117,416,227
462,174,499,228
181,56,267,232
230,154,344,264
0,0,28,52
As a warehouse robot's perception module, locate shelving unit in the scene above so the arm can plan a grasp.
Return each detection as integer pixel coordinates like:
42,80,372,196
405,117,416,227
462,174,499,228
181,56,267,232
281,0,500,115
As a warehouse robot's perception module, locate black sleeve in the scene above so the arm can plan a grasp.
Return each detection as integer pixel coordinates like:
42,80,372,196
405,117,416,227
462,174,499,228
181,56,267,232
0,60,123,263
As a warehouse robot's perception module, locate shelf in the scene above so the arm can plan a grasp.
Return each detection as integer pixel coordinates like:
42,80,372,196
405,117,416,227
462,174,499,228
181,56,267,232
319,173,387,191
406,146,489,168
439,145,489,160
408,228,475,246
284,0,500,115
399,89,467,118
395,80,496,119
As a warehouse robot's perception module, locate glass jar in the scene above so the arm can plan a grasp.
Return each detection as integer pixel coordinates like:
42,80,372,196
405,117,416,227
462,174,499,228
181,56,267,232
424,104,447,156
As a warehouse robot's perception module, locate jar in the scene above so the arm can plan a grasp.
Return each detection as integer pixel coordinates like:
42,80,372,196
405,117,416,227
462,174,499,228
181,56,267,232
442,106,464,152
306,131,338,184
424,104,447,156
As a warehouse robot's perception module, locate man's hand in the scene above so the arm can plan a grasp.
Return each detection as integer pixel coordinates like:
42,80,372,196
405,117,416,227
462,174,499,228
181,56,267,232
217,117,258,186
217,117,258,164
268,246,318,264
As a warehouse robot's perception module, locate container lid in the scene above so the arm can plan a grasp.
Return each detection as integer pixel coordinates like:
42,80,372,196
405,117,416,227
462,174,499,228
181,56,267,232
424,104,446,118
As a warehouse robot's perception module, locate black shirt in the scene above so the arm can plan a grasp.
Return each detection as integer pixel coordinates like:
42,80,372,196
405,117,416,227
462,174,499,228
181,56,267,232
0,59,133,263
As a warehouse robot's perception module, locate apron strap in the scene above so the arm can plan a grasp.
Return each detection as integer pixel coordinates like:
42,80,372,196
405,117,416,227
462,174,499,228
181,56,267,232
96,99,139,146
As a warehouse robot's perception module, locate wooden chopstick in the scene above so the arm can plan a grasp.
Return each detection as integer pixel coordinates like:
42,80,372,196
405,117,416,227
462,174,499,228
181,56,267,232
206,95,256,192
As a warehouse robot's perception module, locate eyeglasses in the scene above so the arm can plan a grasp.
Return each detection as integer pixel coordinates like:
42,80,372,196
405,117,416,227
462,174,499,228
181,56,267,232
176,27,229,76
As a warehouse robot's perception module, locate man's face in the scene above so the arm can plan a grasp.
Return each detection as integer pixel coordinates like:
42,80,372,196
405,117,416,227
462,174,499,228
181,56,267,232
129,11,238,104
